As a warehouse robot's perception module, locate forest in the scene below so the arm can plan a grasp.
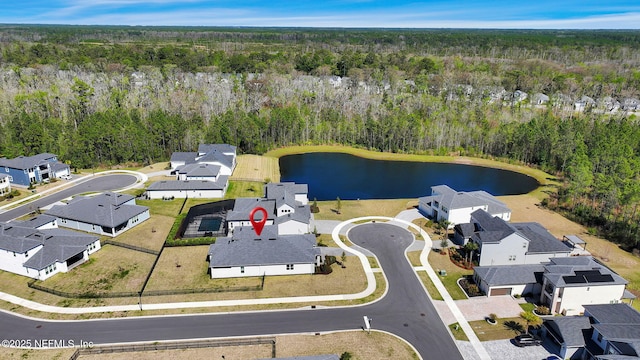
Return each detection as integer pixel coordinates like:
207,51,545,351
1,26,640,250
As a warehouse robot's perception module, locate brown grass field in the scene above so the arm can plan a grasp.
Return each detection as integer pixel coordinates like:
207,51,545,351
0,331,417,360
143,245,367,303
231,154,280,182
314,198,418,221
107,215,174,252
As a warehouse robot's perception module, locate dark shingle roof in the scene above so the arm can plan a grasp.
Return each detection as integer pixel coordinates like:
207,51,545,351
226,198,276,221
274,205,311,225
46,192,148,228
176,163,221,177
10,214,57,229
170,152,198,164
544,316,593,347
474,264,545,286
0,222,99,270
513,222,571,254
208,225,319,267
544,257,628,288
421,185,511,215
584,303,640,325
0,153,57,170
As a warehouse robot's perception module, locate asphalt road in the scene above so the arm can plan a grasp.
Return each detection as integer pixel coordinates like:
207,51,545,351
0,222,464,360
0,174,138,222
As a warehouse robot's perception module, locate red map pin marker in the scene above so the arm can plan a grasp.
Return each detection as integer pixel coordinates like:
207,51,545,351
249,207,268,236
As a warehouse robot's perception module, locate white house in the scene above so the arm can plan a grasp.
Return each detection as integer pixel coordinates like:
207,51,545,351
170,144,236,175
464,209,571,266
0,221,100,281
0,173,11,196
419,185,511,227
46,192,150,237
153,144,237,200
539,257,630,316
226,182,311,235
145,177,229,199
207,225,321,279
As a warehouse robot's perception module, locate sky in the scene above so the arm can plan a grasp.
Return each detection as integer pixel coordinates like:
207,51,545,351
1,0,640,29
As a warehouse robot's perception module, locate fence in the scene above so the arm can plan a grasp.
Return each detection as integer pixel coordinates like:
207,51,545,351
102,240,160,255
69,337,276,360
27,278,264,299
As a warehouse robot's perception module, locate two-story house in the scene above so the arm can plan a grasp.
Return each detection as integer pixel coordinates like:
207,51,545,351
464,209,571,266
0,153,70,186
539,257,631,316
419,185,511,228
226,182,311,235
543,303,640,359
0,173,11,196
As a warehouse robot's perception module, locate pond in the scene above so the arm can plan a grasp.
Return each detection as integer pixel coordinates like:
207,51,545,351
279,152,539,201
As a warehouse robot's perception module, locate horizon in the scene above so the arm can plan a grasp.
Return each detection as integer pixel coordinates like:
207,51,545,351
1,1,640,30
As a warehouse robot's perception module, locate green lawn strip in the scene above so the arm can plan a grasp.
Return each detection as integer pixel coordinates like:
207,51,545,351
427,250,472,300
417,271,443,301
519,302,536,313
313,199,415,221
136,198,184,217
225,180,265,199
469,317,528,341
449,323,469,341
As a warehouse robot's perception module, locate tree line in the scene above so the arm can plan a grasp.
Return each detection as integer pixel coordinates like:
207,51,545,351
1,27,640,250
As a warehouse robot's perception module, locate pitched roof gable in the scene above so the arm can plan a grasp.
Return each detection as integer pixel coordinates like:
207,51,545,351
46,192,148,228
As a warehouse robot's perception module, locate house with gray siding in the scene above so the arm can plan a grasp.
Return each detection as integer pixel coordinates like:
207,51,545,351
542,303,640,359
46,192,149,237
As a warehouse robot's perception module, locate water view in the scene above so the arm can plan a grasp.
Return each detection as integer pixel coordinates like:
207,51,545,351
279,152,539,201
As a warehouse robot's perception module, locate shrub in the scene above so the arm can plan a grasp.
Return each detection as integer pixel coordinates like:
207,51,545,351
340,352,352,360
536,305,551,315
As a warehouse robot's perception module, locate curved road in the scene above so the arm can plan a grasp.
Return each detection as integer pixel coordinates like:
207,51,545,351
0,222,463,360
0,174,138,222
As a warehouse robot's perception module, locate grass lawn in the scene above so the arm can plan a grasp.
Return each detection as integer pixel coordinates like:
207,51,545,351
406,251,422,267
135,162,170,174
142,246,368,303
418,271,443,301
136,198,184,217
427,249,472,300
469,317,528,341
231,154,280,182
225,180,265,199
449,323,469,341
39,245,156,300
108,215,173,252
313,199,416,221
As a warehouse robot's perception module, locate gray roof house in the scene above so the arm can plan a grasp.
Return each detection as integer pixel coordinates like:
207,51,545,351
227,183,311,235
0,221,100,280
466,209,572,266
419,185,511,231
207,225,320,279
539,257,631,316
543,303,640,359
473,264,545,297
0,152,70,186
157,144,236,199
0,173,11,196
46,192,149,237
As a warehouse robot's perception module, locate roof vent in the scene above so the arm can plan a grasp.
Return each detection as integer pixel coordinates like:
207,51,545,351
268,238,277,241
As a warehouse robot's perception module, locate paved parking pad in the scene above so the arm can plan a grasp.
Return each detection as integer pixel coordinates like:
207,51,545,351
455,295,525,321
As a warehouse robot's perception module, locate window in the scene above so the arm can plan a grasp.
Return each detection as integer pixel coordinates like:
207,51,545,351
7,176,12,182
508,255,517,261
240,266,245,273
597,333,603,342
286,264,294,270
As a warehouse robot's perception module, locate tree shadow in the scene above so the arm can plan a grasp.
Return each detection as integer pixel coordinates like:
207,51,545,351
503,320,524,334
